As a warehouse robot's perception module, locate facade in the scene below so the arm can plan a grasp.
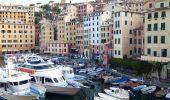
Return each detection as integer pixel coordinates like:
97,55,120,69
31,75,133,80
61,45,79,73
0,5,35,53
76,3,94,18
113,4,144,58
76,20,84,56
83,11,111,59
46,41,69,56
39,19,54,52
35,24,40,46
65,19,77,51
141,0,170,62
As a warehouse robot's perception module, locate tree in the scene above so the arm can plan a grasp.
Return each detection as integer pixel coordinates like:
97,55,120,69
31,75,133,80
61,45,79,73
41,4,51,12
51,6,61,14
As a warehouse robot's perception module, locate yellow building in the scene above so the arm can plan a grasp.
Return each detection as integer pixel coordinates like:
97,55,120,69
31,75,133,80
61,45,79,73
0,5,35,53
65,19,77,51
141,0,170,62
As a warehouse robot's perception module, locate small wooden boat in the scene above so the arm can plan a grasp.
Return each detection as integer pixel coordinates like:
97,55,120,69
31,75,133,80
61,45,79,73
98,93,121,100
155,89,167,97
141,86,156,94
166,92,170,99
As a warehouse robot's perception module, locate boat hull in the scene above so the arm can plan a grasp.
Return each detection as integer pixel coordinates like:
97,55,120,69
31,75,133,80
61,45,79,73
1,93,37,100
45,85,81,96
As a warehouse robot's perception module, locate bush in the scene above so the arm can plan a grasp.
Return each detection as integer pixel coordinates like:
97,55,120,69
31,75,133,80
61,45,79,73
109,58,155,75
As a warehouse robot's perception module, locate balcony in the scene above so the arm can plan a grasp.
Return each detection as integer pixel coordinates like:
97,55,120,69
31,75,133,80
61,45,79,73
141,55,170,62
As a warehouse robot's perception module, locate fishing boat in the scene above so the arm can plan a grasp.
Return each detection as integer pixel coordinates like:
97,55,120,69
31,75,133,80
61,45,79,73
125,82,140,90
111,77,129,85
0,69,46,100
141,86,156,94
109,87,129,96
98,93,121,100
16,55,84,95
155,88,167,98
133,85,147,92
166,92,170,99
104,89,129,100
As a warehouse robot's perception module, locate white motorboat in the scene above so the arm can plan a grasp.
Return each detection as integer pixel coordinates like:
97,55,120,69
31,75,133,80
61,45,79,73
56,65,75,79
0,69,46,100
141,86,156,94
110,87,129,96
98,93,121,100
17,55,83,95
166,92,170,99
94,96,111,100
104,89,129,100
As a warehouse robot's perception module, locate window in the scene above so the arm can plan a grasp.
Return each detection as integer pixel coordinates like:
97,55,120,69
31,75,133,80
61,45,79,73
130,50,132,55
161,49,167,57
153,23,158,31
125,12,127,16
160,3,164,8
148,36,151,43
129,30,132,34
148,13,152,19
154,12,158,19
147,24,152,31
2,25,4,28
115,38,117,44
161,11,166,17
129,38,132,44
154,36,158,43
153,51,157,56
125,20,127,25
20,80,28,85
118,38,120,44
147,48,151,55
115,50,117,55
134,48,136,53
138,39,141,44
134,39,136,44
149,3,152,8
118,51,120,55
161,36,165,43
161,23,165,30
45,78,53,83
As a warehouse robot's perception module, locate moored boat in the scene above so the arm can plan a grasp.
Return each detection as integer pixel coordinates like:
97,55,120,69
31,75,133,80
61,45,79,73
104,89,129,100
111,77,129,85
133,85,147,92
98,93,121,100
166,92,170,99
155,88,167,98
109,87,129,96
141,86,156,94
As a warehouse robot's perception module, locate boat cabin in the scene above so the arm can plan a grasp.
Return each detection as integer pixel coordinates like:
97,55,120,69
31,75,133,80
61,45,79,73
30,70,68,87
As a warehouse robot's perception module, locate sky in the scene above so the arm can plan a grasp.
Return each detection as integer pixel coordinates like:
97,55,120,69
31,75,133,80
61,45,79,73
0,0,95,6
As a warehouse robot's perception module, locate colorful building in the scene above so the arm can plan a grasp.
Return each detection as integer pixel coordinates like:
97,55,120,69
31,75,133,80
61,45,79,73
0,5,35,54
39,19,54,52
141,0,170,62
46,41,69,56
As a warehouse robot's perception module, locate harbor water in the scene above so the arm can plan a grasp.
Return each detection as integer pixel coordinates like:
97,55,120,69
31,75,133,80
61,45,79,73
0,57,167,100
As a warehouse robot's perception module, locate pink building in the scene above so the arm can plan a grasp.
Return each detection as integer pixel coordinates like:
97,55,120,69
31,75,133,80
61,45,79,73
76,4,93,18
92,3,105,12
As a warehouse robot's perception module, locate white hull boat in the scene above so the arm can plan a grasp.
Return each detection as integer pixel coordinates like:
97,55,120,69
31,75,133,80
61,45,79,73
141,86,156,94
166,93,170,99
110,87,129,96
104,89,129,100
98,93,121,100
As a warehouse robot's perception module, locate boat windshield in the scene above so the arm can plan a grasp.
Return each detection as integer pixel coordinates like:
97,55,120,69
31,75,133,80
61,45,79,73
19,80,29,85
58,76,65,82
24,64,55,70
53,78,59,83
